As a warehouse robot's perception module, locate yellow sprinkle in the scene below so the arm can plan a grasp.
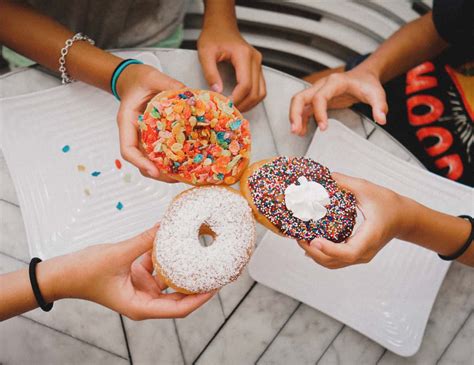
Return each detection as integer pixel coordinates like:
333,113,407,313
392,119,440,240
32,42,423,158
84,188,91,196
77,164,86,172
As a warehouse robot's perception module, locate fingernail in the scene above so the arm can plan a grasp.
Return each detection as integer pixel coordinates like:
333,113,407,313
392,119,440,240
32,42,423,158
147,169,155,176
211,83,221,93
379,112,387,125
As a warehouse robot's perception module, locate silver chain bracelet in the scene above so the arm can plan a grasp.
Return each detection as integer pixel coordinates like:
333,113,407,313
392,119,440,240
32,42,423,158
59,32,95,84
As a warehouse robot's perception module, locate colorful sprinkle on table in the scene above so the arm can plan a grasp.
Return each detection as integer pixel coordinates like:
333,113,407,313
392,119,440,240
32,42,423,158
116,202,124,210
84,188,91,196
62,145,70,153
77,164,86,172
91,171,101,177
115,159,122,169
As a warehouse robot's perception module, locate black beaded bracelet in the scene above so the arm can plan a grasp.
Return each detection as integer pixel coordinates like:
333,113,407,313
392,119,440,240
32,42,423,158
29,257,54,312
438,215,474,261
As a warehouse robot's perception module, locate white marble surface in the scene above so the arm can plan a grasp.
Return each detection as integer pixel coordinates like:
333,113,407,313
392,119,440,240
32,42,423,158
0,49,473,365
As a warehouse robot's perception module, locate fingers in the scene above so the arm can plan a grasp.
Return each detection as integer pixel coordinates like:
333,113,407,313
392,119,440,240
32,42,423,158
230,48,253,108
310,74,348,130
133,291,216,320
297,240,339,268
365,86,388,125
198,47,224,93
289,87,315,136
237,51,266,112
117,106,159,178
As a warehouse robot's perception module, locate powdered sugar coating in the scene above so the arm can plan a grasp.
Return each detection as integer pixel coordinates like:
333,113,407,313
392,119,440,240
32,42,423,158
155,187,256,293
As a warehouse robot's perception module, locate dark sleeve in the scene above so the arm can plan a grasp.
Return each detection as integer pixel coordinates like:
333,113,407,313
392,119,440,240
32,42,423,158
432,0,474,47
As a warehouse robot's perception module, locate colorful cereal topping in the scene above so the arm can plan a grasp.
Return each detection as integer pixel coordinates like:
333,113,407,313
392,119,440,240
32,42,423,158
62,145,70,153
91,171,101,177
248,157,357,242
139,89,251,184
84,188,91,196
115,159,122,169
116,201,124,210
77,164,86,172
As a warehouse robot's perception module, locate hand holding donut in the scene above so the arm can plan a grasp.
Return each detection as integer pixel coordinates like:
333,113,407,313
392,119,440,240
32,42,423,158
42,227,215,320
115,64,185,182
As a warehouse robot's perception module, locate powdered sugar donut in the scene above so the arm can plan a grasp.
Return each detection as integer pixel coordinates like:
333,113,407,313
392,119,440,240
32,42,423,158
153,186,256,294
139,88,251,185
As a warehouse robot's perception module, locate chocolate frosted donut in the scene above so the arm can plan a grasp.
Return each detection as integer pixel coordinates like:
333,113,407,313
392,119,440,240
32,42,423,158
240,157,357,242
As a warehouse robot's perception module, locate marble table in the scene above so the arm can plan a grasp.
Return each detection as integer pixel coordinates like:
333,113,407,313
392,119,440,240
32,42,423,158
0,49,472,365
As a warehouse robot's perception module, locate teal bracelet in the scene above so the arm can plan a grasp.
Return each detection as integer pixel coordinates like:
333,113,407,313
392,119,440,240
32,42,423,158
110,59,144,101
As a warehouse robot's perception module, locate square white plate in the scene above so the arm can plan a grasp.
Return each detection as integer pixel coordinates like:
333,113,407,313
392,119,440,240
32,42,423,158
249,119,473,356
0,52,189,259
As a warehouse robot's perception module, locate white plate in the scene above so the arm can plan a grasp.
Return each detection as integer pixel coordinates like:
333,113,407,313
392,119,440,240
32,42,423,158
0,53,187,258
249,119,473,356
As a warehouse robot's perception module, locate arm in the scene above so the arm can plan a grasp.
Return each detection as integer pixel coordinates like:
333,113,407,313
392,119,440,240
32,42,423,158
0,0,183,182
0,227,215,321
197,0,266,111
298,173,473,269
290,12,449,134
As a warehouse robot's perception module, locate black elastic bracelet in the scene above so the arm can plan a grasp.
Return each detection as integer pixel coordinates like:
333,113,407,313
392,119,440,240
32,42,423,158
438,215,474,261
29,257,54,312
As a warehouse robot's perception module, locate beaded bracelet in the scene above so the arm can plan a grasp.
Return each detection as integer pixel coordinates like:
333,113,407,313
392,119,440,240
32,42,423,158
59,32,95,84
110,59,144,101
438,215,474,261
29,257,54,312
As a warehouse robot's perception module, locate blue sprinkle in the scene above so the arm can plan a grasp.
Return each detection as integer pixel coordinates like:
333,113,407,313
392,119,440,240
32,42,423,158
216,131,226,140
229,119,242,130
173,161,180,167
193,154,203,163
178,93,187,99
62,145,70,153
116,202,123,210
91,171,101,177
138,114,143,122
217,173,224,180
228,101,233,107
207,154,214,161
196,115,205,122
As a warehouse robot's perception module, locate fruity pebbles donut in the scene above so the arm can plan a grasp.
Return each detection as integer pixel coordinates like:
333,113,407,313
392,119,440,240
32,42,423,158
240,157,357,242
139,88,251,185
153,186,256,294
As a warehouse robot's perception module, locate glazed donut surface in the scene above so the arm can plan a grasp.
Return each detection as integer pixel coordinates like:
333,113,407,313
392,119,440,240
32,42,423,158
154,186,256,294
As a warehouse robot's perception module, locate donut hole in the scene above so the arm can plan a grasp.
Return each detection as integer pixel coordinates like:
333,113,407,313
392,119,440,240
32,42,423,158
198,223,216,247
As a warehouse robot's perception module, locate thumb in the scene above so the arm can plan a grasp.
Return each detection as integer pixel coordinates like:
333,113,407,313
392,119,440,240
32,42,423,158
199,48,223,93
366,87,388,125
331,172,369,203
120,225,160,259
152,72,185,92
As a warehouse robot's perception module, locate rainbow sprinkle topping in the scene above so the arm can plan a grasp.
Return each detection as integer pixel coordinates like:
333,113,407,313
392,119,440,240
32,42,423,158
248,157,357,242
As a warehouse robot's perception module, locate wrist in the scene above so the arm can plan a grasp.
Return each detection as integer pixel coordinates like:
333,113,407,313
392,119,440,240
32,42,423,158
394,194,419,241
35,254,75,303
115,63,145,100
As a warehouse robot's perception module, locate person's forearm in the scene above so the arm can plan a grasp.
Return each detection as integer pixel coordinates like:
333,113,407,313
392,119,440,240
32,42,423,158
399,197,473,265
0,255,70,321
0,0,122,92
202,0,238,31
356,12,448,83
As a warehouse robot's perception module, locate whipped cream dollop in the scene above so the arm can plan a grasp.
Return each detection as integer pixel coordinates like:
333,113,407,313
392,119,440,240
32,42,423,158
284,176,330,221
